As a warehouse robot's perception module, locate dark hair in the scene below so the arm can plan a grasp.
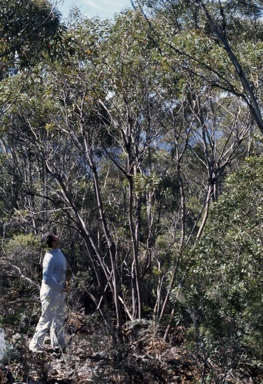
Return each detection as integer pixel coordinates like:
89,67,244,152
41,233,54,248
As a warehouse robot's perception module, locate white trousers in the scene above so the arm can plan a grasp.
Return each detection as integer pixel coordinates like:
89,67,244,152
29,286,66,351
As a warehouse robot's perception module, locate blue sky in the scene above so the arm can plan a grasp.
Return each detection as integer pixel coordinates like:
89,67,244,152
56,0,133,20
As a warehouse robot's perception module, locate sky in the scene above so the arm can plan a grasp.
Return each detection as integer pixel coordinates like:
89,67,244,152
55,0,133,20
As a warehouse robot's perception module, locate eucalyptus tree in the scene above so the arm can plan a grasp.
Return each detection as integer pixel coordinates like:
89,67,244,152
95,11,177,320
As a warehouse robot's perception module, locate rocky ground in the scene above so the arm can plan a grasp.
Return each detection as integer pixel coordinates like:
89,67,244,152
1,315,263,384
0,293,263,383
1,315,200,384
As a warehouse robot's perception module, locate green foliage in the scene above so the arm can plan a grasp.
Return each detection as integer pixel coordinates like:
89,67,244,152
0,0,64,71
2,234,42,285
178,155,263,368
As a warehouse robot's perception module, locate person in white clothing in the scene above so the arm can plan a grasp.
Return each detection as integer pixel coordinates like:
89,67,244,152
29,233,67,353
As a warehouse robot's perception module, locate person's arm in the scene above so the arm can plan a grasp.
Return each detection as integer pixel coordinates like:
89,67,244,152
42,253,64,291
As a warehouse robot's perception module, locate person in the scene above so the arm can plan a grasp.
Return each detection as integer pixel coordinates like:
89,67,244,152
29,233,68,353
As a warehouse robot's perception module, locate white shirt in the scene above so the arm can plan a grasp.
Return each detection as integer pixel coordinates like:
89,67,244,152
42,248,66,291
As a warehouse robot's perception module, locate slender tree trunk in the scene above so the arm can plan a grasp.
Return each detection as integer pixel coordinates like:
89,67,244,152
196,184,212,240
127,174,142,319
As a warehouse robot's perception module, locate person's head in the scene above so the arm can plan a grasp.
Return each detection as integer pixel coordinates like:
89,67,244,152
41,233,60,249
